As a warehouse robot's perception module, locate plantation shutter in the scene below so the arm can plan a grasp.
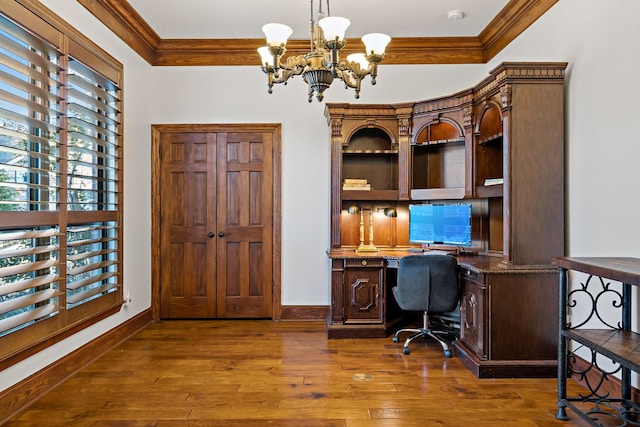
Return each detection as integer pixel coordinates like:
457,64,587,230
0,2,124,366
0,13,63,341
65,51,121,317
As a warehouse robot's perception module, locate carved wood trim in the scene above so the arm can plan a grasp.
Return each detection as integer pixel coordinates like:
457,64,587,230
75,0,558,66
279,305,329,321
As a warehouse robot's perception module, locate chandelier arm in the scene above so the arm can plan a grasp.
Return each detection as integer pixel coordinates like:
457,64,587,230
334,68,358,89
337,59,369,80
280,55,309,76
334,61,365,99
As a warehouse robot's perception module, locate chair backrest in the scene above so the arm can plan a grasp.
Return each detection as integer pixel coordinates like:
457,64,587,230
394,254,460,313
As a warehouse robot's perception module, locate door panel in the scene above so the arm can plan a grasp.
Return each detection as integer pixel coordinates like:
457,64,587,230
343,267,383,323
217,132,273,318
160,132,217,318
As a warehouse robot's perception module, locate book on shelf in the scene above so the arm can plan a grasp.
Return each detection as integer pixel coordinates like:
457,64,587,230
343,178,368,185
483,178,504,186
342,184,372,191
343,178,371,190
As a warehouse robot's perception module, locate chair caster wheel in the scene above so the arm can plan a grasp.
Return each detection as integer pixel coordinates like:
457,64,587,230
444,350,453,358
403,347,410,355
392,336,399,343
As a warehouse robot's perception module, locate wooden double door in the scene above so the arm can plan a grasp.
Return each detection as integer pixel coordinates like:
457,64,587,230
152,124,280,319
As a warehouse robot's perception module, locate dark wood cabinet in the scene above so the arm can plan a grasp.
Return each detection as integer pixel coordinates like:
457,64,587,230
459,269,487,359
456,259,559,378
342,259,384,323
325,63,567,377
328,255,401,338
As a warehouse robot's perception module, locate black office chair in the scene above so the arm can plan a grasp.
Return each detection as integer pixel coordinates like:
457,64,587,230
392,254,460,357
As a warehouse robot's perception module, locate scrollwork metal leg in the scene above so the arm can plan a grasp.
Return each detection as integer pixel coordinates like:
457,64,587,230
556,266,570,421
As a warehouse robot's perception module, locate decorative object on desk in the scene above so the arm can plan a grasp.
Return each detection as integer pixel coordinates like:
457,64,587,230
342,178,371,191
257,0,391,103
383,207,397,218
347,205,377,252
382,206,398,248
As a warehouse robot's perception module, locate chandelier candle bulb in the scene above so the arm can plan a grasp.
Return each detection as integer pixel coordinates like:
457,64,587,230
362,33,392,56
318,16,350,43
257,46,272,67
262,23,293,47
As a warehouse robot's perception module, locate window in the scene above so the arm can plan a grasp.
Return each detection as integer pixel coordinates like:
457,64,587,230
0,1,123,367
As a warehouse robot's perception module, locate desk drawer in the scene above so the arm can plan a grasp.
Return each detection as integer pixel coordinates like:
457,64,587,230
345,258,384,268
386,259,399,269
460,267,484,283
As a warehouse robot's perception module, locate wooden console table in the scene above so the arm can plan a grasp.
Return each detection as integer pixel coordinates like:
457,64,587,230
553,257,640,425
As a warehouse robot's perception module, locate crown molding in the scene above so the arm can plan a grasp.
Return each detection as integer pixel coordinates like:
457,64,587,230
480,0,559,61
76,0,160,63
75,0,558,66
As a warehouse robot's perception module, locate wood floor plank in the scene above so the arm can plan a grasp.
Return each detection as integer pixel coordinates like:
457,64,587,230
4,320,594,426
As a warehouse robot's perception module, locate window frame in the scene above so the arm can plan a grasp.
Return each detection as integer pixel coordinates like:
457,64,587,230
0,0,124,370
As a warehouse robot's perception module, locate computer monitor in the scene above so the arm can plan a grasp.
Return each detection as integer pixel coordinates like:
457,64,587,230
408,203,472,246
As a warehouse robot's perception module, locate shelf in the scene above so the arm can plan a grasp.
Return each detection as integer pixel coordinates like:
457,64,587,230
413,137,465,146
410,187,465,200
342,149,398,154
478,133,503,145
476,184,503,198
564,329,640,373
341,189,399,201
553,257,640,285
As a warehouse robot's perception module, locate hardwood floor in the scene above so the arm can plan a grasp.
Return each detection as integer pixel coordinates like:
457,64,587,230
5,320,594,426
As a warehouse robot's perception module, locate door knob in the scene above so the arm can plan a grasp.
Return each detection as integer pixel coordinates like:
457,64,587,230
218,231,225,237
207,232,215,238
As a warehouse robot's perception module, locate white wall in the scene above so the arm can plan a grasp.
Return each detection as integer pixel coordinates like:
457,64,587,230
489,0,640,259
2,0,639,390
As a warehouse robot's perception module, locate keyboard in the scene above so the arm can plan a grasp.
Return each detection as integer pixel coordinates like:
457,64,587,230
423,250,452,255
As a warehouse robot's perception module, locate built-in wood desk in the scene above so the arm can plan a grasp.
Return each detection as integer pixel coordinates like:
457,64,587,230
328,249,559,378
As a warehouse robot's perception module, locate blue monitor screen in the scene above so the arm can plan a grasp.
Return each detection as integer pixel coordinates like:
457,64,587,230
409,203,472,246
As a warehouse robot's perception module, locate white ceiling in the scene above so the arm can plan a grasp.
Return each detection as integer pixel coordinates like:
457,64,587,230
127,0,510,40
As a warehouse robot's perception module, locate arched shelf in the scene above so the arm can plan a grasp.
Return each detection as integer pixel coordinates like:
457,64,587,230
411,119,466,200
342,127,399,198
474,103,504,197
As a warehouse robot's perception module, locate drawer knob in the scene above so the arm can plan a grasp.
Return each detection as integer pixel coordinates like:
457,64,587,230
361,260,367,266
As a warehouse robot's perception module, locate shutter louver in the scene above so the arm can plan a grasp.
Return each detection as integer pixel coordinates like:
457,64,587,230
0,226,60,335
67,57,120,212
0,14,61,212
66,222,119,308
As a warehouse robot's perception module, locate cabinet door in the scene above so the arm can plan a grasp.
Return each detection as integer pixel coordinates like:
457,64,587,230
343,262,384,323
460,273,488,359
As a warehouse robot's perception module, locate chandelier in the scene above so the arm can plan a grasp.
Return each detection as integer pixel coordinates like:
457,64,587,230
257,0,391,103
